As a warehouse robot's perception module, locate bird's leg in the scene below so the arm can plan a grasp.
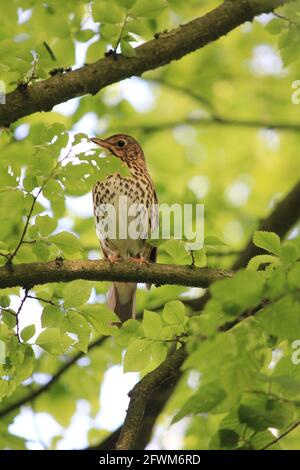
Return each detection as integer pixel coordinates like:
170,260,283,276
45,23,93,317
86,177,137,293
128,256,150,266
107,253,122,264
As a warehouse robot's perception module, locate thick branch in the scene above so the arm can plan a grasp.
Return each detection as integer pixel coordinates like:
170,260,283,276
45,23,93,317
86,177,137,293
0,0,287,127
115,347,188,450
0,260,232,290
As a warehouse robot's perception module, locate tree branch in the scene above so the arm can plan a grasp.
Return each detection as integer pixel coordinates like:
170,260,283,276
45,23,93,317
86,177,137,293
0,0,287,127
115,347,188,450
0,259,232,290
123,116,300,134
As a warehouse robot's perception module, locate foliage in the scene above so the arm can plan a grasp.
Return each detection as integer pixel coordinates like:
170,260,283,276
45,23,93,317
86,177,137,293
0,0,300,451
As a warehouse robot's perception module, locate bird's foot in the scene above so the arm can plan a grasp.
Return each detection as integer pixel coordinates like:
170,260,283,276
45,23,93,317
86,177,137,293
107,253,122,264
128,256,150,266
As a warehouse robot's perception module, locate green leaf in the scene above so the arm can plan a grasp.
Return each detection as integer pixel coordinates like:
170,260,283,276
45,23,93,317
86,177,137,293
150,342,167,369
280,242,300,265
218,429,239,449
32,241,50,261
92,2,123,23
63,280,92,308
265,18,283,35
239,393,295,431
131,0,166,18
47,231,82,255
23,175,38,192
36,215,57,236
80,304,119,336
247,254,279,271
43,179,64,202
121,39,136,57
210,270,265,316
41,305,63,328
257,296,300,341
288,263,300,290
173,382,226,423
0,296,10,308
36,328,74,355
62,311,90,353
116,319,143,346
123,339,152,372
74,29,95,42
205,235,228,247
20,324,35,342
1,309,16,328
253,231,281,256
162,300,185,324
116,0,137,8
142,310,162,339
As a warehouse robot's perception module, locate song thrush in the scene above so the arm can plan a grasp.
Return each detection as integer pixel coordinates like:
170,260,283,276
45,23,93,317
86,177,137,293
90,134,158,322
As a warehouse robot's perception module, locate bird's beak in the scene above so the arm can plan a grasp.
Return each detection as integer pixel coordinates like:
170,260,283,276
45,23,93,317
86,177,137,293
90,137,112,149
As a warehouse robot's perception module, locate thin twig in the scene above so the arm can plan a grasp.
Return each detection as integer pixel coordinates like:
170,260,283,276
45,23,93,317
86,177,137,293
114,11,129,54
262,419,300,450
15,288,29,342
6,150,71,265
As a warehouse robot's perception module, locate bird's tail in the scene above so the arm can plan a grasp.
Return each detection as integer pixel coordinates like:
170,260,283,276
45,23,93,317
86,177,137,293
107,282,137,323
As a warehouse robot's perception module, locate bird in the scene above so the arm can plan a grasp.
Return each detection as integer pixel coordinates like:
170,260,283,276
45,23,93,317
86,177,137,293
90,134,158,323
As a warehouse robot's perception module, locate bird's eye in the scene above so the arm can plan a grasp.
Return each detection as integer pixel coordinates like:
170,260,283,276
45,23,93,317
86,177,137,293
116,139,126,148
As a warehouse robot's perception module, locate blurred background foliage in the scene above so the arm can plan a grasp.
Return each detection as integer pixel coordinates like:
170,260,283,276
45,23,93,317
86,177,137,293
0,0,300,450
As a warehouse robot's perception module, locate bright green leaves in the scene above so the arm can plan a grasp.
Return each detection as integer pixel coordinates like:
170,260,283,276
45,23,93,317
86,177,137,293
163,300,185,324
92,2,123,24
36,328,74,355
115,0,137,8
173,382,226,423
47,231,82,256
42,305,63,328
61,311,90,354
264,3,300,67
124,338,152,372
210,270,265,317
90,0,167,59
20,324,36,343
257,295,300,342
250,231,300,271
121,301,188,373
238,393,295,432
79,304,119,336
253,231,281,256
265,19,284,36
130,0,166,18
63,281,92,308
142,310,162,339
288,263,300,290
35,215,57,236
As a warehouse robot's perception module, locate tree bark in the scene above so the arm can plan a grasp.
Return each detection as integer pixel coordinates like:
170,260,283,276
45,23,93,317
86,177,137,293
0,259,232,290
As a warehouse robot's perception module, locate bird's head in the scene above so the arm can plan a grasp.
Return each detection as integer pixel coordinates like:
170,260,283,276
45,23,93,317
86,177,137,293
90,134,145,166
